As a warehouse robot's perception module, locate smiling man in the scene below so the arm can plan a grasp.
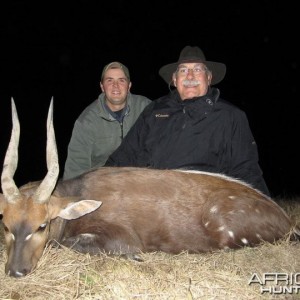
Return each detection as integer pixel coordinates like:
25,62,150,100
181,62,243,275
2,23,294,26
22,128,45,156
63,61,151,180
105,46,270,196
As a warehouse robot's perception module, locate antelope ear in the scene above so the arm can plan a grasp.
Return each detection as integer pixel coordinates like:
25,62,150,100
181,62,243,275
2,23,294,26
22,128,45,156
57,200,102,220
48,196,102,220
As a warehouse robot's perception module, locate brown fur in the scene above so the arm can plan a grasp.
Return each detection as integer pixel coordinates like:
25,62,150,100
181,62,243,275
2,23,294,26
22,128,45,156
1,167,299,277
58,168,295,254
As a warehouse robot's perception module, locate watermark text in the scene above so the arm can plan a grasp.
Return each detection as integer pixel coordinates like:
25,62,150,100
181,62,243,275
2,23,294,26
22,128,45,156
248,273,300,295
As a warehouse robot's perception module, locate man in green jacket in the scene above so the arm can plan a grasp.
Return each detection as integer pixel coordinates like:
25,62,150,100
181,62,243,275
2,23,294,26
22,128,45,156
63,61,151,180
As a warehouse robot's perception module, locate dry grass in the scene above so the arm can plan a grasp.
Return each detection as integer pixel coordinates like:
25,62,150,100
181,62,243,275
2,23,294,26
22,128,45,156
0,198,300,300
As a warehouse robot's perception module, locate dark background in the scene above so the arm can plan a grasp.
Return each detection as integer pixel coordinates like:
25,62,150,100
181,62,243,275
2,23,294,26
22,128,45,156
0,1,298,197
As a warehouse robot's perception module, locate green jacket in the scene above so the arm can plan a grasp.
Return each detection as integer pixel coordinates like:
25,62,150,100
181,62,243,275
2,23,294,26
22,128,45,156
63,92,151,180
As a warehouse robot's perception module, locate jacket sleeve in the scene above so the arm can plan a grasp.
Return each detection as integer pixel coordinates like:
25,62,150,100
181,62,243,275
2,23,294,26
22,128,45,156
63,119,93,180
230,110,270,196
105,104,152,167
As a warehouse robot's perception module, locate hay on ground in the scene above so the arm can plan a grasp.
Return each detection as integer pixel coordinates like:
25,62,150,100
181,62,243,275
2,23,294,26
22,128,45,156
0,198,299,300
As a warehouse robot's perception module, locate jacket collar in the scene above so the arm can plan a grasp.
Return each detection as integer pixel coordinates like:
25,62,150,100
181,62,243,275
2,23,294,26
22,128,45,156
98,93,130,120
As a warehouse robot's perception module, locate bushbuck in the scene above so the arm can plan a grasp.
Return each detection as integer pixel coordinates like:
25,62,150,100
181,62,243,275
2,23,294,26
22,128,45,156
0,98,299,277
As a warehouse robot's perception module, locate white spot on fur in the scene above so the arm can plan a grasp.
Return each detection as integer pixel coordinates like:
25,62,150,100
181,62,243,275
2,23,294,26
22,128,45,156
204,221,210,227
25,234,32,241
228,195,236,200
217,226,225,232
80,233,96,239
256,233,262,239
210,205,218,213
241,238,248,244
238,209,246,213
255,208,260,213
228,231,234,238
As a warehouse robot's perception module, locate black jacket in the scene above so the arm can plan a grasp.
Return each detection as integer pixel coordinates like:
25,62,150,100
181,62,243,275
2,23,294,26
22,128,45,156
105,87,270,196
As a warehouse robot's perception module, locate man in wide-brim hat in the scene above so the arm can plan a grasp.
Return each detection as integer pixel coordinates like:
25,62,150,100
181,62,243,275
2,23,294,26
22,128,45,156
159,45,226,86
159,45,226,100
106,45,270,196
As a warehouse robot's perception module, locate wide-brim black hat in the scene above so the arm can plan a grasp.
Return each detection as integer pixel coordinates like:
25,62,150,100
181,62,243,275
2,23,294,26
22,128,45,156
159,46,226,86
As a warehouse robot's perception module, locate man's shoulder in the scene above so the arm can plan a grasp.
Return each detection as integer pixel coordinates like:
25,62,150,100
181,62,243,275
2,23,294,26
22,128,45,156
130,93,151,104
216,98,249,124
217,98,245,112
76,99,100,122
128,94,152,112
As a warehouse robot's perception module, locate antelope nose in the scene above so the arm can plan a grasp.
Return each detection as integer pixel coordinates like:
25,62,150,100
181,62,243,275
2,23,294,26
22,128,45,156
7,267,29,278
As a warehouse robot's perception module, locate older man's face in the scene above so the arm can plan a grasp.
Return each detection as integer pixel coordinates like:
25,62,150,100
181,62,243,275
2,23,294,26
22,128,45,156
173,63,212,100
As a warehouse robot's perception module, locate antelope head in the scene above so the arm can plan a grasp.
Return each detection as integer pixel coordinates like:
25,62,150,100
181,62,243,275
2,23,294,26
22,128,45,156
0,98,59,277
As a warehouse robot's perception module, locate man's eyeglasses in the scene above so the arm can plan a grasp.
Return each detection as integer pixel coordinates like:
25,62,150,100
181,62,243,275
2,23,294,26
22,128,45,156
177,65,207,76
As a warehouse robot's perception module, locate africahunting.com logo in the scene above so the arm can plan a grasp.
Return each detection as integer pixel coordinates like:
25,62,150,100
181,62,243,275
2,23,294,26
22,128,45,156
248,273,300,295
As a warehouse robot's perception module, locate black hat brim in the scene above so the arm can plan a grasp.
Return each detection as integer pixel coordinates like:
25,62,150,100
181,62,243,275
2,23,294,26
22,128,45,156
159,61,226,86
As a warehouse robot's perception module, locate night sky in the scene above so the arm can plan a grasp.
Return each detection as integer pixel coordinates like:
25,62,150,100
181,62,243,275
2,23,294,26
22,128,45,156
0,1,299,197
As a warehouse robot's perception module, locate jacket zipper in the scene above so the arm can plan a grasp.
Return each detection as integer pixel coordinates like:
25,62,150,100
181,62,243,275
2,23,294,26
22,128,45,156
120,122,124,139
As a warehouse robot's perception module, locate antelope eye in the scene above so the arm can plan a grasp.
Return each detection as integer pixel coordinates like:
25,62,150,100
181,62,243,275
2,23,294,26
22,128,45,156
3,224,9,233
37,223,48,232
